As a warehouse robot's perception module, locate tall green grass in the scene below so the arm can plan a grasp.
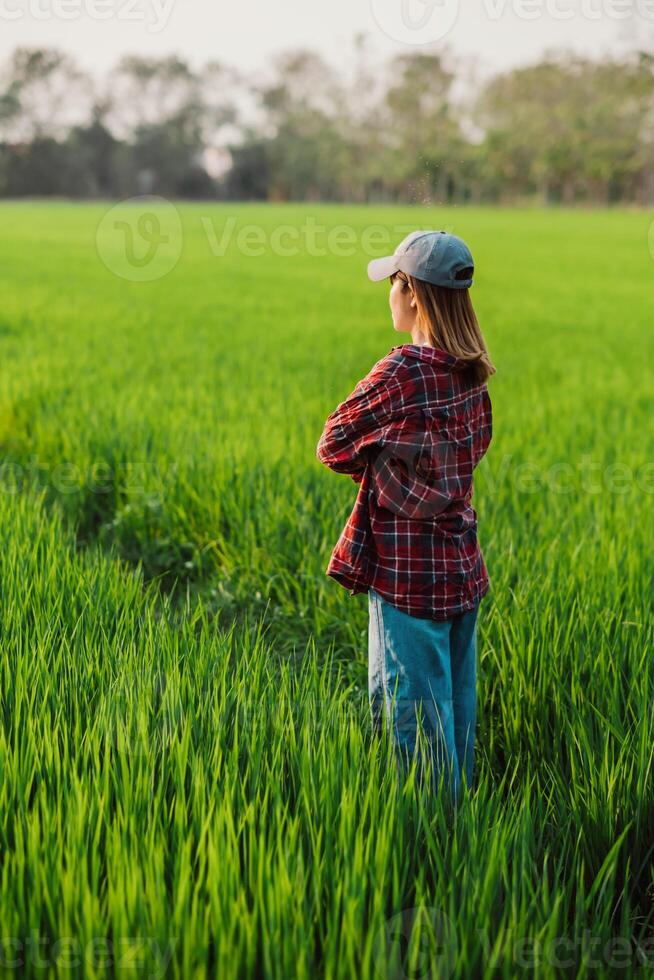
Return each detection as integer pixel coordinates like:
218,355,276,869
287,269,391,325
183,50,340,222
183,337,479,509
0,203,652,977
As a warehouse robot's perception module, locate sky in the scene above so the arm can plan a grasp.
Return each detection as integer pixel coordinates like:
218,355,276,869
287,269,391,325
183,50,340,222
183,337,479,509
0,0,650,76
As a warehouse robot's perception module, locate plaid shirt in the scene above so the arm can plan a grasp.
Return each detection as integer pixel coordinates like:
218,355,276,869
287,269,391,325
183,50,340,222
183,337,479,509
316,343,493,620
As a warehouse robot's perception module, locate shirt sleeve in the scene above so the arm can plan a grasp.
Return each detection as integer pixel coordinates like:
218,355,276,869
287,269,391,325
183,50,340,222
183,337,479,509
316,357,404,480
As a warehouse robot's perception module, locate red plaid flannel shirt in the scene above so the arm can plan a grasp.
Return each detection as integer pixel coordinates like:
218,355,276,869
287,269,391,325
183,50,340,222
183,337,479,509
316,343,493,620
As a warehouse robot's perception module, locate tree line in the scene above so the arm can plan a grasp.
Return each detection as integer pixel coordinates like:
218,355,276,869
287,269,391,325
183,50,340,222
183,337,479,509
0,42,653,205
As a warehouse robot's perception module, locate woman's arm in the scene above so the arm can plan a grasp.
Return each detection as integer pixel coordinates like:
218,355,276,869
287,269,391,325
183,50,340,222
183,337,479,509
316,358,403,478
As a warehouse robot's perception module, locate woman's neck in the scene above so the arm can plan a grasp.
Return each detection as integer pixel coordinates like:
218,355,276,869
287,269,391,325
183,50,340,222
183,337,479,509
409,325,433,347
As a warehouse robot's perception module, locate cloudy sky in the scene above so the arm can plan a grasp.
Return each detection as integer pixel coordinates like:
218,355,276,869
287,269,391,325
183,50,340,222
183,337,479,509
0,0,649,74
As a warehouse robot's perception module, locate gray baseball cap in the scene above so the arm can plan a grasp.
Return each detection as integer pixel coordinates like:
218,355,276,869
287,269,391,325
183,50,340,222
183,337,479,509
367,230,474,289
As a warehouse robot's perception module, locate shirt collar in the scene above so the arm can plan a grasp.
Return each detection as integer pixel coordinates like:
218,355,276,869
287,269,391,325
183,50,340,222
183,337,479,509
390,343,468,372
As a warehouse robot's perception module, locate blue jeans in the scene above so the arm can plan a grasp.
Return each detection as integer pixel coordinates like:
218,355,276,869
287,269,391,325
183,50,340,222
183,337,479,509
368,588,479,805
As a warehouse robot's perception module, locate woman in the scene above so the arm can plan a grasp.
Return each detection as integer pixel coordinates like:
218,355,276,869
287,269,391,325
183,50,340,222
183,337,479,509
316,230,496,806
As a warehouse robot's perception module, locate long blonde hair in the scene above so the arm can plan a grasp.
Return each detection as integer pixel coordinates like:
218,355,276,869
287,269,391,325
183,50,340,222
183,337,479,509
393,269,496,385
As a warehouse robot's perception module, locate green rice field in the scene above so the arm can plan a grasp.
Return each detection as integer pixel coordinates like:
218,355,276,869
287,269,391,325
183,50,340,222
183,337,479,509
0,201,653,978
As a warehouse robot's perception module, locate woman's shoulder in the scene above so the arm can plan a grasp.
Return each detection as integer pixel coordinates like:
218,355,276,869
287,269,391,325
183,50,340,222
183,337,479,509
362,347,413,387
